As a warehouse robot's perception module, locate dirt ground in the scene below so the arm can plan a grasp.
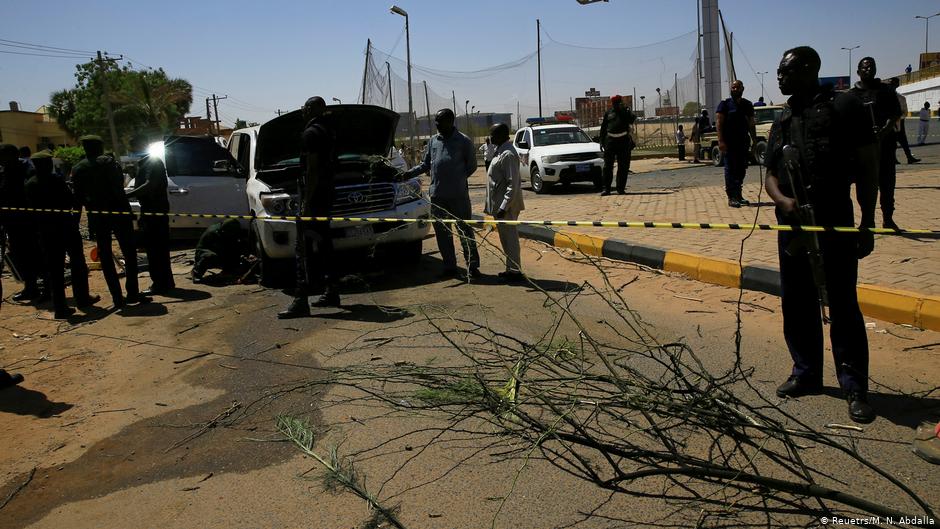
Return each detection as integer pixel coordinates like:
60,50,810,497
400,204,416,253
1,233,938,528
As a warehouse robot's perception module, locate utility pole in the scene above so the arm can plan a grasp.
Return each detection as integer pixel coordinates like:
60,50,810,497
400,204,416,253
452,90,457,115
517,101,520,130
206,98,213,122
95,50,122,154
211,94,228,136
423,80,431,138
386,61,394,111
537,19,543,118
361,39,371,105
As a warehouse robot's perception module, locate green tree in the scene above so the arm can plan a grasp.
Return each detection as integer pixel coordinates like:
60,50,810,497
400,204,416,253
682,101,700,117
48,61,193,153
234,118,248,130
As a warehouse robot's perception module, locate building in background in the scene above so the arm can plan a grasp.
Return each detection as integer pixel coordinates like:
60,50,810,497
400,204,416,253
0,102,74,150
575,94,633,127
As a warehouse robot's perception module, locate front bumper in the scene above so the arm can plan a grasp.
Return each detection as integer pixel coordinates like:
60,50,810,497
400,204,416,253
256,198,432,259
541,159,603,183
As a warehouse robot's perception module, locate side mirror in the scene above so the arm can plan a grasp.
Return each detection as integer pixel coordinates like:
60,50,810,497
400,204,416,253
517,141,529,150
212,160,234,174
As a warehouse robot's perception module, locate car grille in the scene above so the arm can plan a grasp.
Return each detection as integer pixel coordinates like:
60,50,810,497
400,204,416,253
557,152,598,162
332,183,396,216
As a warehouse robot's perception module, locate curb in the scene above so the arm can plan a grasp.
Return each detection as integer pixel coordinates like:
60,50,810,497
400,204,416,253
510,222,940,332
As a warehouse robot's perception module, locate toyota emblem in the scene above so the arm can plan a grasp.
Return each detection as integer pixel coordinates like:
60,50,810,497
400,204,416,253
347,192,365,204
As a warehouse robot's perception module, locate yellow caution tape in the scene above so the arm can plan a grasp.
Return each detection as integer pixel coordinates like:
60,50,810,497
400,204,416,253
1,206,937,236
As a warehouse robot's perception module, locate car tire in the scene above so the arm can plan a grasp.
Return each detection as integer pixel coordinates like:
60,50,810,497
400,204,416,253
251,221,289,288
712,146,724,167
530,165,551,194
753,140,768,166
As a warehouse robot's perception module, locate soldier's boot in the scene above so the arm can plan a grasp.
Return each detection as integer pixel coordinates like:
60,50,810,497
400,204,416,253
11,287,41,302
54,305,75,320
883,211,901,232
0,369,24,390
278,297,310,319
76,294,101,309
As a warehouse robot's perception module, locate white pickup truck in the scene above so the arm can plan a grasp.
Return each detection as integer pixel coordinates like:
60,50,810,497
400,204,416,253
227,105,431,285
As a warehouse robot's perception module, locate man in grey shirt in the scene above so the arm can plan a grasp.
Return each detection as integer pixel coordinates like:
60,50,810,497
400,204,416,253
405,108,479,278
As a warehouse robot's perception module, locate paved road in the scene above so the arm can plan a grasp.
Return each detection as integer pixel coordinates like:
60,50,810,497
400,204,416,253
1,234,937,528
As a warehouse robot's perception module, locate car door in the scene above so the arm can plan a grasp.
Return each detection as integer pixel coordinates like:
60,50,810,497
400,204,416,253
163,136,249,230
514,129,530,173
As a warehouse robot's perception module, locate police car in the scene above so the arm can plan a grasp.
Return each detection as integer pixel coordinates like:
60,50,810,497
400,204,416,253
513,119,604,194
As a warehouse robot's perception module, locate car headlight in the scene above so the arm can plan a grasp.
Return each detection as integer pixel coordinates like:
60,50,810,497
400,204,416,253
260,193,294,216
394,177,422,205
542,155,561,164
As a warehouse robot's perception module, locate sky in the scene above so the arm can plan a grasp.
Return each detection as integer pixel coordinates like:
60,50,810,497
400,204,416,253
1,0,938,127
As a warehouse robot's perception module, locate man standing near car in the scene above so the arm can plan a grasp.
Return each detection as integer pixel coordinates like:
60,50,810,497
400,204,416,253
71,135,147,308
279,96,340,319
717,80,757,208
126,135,175,295
404,108,479,279
599,94,636,196
485,123,524,281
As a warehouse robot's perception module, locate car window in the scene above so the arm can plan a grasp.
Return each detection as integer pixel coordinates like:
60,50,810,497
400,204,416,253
532,127,592,147
235,133,251,172
164,137,239,177
755,108,783,125
514,130,525,146
227,134,240,158
523,130,532,146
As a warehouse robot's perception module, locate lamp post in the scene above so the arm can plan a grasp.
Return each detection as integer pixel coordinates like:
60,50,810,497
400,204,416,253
756,71,768,100
332,97,342,104
915,12,940,55
465,100,470,133
656,88,664,145
470,105,476,138
841,45,860,84
390,5,414,150
640,95,645,117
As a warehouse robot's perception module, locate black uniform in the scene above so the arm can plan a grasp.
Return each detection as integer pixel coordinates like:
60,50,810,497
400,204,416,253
295,117,337,297
0,147,40,295
72,155,140,305
764,85,875,394
126,155,174,292
24,159,93,315
850,79,902,226
599,105,637,193
192,219,242,278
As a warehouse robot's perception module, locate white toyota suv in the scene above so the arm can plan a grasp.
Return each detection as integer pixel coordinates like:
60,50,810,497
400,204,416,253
513,122,604,194
227,105,431,285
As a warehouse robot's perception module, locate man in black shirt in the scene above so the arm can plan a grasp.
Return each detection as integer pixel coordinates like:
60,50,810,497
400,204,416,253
279,96,339,319
0,143,41,301
126,136,175,295
717,80,757,207
850,58,903,230
598,95,637,196
764,46,879,424
72,135,148,308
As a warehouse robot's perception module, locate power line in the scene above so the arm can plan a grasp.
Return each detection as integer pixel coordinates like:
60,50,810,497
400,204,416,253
541,27,697,51
0,37,95,55
0,49,89,59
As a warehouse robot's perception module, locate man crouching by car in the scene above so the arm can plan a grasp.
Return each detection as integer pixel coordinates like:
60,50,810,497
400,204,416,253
279,96,340,319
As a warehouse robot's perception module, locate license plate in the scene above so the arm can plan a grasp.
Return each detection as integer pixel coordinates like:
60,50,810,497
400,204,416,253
345,224,374,238
575,163,591,173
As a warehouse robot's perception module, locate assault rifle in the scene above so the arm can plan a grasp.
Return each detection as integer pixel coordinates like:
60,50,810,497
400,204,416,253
782,145,829,324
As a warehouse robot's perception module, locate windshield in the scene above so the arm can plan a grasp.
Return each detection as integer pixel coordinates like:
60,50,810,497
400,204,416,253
755,108,783,125
532,127,593,147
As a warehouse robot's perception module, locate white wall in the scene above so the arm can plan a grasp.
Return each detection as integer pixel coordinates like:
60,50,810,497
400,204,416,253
898,77,940,115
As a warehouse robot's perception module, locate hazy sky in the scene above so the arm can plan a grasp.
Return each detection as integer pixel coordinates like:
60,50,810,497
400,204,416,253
1,0,937,126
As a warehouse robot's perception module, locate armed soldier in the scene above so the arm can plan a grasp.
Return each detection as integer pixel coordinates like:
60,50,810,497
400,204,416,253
24,151,99,318
764,46,879,424
850,57,903,230
71,135,148,308
598,94,637,195
279,96,340,319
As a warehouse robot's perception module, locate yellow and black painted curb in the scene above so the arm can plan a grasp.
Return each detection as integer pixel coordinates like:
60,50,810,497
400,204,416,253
1,207,938,236
512,222,940,333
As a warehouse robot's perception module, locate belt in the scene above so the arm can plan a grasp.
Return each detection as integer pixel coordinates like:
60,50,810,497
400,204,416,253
607,131,629,138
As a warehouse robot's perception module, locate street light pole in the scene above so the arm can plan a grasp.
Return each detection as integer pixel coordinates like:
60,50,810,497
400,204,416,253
465,100,470,134
332,97,342,104
915,13,940,55
390,6,415,151
756,71,767,100
841,46,860,84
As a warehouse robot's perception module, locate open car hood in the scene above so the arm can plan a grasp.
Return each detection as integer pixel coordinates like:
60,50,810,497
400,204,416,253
257,104,400,169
